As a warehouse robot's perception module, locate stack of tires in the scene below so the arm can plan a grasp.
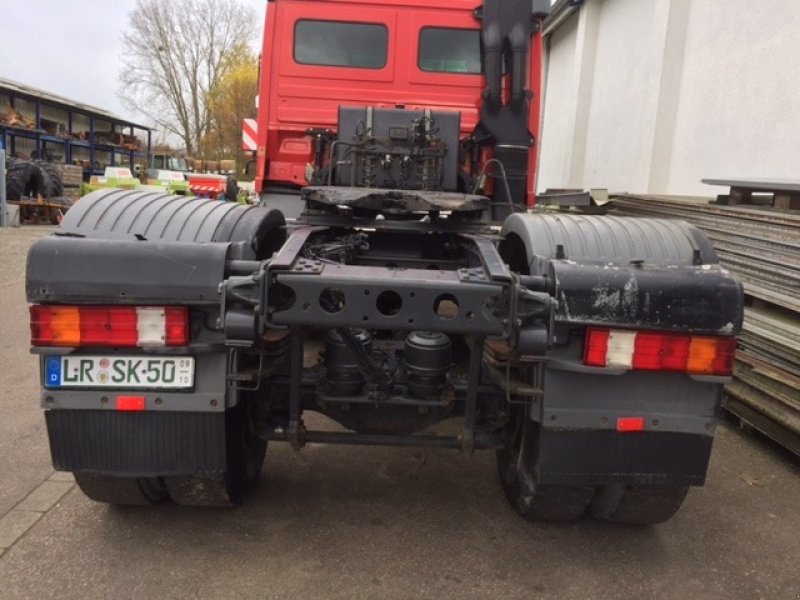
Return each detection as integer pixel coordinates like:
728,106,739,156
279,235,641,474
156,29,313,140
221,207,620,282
4,158,67,224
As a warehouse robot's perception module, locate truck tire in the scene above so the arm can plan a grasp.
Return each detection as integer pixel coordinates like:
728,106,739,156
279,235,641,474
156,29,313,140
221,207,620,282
497,405,594,521
5,160,50,201
74,473,168,506
49,207,65,225
32,160,63,198
165,404,266,507
224,176,239,202
590,484,689,525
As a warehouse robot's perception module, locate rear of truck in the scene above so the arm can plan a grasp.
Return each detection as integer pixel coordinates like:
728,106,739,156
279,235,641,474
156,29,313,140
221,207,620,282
27,194,286,505
25,0,744,523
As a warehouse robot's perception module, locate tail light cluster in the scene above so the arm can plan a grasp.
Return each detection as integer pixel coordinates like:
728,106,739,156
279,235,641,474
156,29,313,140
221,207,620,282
584,327,736,376
30,305,189,348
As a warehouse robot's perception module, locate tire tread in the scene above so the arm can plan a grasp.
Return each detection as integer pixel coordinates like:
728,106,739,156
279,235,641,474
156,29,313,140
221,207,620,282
74,473,167,506
590,484,689,525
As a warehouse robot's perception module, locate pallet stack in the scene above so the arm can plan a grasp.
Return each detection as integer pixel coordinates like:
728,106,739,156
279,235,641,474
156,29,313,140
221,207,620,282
611,193,800,455
57,164,83,201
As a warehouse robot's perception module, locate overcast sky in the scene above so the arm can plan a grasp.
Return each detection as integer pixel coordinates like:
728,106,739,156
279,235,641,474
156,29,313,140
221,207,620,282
1,0,267,124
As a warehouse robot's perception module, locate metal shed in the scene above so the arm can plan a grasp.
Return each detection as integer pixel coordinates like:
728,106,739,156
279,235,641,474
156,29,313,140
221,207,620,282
0,77,151,179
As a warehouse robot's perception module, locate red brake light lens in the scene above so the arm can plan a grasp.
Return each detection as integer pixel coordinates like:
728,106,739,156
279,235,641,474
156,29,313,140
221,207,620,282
164,307,189,346
79,307,138,346
583,328,610,367
30,305,189,348
30,305,54,346
632,332,691,371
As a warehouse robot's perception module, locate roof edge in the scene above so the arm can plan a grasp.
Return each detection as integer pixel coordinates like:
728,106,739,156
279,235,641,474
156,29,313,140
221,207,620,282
0,77,151,130
542,0,582,36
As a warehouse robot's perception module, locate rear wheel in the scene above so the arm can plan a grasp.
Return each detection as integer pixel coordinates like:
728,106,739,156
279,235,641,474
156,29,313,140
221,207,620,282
74,473,168,506
224,176,239,202
497,403,594,521
166,403,266,507
5,160,50,201
49,207,65,225
32,160,63,197
590,484,689,525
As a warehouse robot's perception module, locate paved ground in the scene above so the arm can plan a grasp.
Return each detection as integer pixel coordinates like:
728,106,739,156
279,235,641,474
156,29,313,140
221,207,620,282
0,225,799,599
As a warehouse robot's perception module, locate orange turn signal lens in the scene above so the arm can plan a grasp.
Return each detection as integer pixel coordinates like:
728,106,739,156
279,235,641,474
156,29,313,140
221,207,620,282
49,307,81,347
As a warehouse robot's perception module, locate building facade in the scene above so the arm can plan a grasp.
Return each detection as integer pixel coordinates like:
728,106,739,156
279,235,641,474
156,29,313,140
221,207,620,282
537,0,800,196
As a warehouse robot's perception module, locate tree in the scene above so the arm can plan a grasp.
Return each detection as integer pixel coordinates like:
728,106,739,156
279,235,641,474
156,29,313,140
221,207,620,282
204,48,259,167
119,0,256,156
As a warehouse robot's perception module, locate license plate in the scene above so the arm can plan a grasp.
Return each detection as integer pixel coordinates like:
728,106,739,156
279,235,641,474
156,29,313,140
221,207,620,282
45,356,195,389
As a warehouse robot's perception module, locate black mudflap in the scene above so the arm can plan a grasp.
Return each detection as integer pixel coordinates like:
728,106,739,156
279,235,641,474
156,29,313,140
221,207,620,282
535,429,714,487
45,410,226,477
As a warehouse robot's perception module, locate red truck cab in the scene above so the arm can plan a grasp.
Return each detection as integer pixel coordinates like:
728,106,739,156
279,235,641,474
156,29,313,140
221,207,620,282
254,0,543,208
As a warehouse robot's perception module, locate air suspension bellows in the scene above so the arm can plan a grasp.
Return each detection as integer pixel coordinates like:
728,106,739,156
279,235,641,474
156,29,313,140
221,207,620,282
324,329,373,396
403,332,452,398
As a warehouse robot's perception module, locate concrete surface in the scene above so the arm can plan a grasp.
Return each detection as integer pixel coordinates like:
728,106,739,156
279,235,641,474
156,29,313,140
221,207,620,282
1,226,799,599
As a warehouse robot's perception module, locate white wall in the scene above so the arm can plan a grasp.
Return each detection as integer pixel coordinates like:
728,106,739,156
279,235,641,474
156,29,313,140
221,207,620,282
538,0,800,196
537,12,579,188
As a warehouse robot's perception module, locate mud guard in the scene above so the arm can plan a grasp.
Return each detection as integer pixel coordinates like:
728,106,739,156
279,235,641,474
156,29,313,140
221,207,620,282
60,189,286,260
28,191,285,477
27,190,287,304
500,213,743,334
27,237,230,304
500,213,743,486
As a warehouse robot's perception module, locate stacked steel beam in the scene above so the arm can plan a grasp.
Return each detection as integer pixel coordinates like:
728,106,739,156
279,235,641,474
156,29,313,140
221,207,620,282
611,194,800,455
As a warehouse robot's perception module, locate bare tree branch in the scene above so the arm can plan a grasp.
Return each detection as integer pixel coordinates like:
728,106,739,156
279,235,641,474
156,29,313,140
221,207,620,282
118,0,256,156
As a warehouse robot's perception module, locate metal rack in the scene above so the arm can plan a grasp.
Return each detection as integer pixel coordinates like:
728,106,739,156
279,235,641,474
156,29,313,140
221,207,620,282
610,191,800,457
0,78,151,178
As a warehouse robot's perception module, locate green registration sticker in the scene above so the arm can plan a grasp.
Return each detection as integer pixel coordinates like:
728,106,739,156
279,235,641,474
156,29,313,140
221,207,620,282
45,356,195,389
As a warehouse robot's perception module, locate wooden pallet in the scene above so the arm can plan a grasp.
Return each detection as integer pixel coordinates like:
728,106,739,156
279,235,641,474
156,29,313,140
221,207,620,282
10,198,72,225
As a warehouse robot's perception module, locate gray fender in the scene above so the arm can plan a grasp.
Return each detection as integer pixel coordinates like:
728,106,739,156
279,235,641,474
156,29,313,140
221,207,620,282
499,213,743,335
61,189,286,260
499,213,718,274
28,190,287,304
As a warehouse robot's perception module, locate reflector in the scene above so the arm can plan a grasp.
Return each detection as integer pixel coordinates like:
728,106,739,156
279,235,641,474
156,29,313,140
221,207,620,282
617,417,645,432
116,396,146,411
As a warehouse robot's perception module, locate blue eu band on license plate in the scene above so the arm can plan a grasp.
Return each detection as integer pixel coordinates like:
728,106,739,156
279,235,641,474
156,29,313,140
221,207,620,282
45,356,195,389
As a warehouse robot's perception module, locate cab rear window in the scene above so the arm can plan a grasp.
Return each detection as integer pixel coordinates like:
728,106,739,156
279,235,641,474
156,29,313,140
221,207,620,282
419,28,481,74
294,20,388,69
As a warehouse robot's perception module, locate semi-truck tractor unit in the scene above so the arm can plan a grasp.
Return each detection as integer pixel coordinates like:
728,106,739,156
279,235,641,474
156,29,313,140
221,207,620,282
26,0,743,524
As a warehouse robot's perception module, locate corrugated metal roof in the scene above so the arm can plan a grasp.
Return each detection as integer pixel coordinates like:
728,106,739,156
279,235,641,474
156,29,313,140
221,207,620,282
0,77,150,130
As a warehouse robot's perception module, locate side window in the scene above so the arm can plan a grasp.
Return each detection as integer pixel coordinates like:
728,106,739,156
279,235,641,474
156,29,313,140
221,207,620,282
419,28,481,74
294,20,388,69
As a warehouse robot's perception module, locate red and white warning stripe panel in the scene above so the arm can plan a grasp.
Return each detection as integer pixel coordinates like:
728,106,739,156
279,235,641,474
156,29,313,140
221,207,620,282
242,118,258,151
